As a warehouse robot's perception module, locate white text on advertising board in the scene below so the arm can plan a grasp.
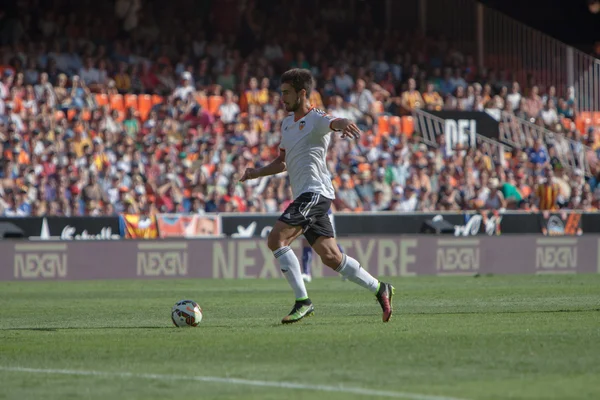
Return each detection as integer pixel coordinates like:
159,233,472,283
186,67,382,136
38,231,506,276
212,239,419,278
535,238,577,272
14,244,68,279
436,239,480,274
137,243,188,276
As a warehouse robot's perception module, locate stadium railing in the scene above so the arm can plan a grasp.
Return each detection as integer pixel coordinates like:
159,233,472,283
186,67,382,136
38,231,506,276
402,0,600,112
498,111,591,176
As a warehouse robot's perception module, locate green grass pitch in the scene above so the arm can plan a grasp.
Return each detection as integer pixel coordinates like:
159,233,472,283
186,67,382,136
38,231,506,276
1,275,599,400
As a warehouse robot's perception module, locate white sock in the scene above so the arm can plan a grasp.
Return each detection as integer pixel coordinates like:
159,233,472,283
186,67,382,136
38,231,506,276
336,254,379,293
274,246,309,301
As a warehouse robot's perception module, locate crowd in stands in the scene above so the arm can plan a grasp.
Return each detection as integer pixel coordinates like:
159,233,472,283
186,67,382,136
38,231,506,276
0,0,599,218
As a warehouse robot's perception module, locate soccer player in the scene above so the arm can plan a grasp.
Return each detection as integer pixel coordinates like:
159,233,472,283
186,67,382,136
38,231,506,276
240,69,394,324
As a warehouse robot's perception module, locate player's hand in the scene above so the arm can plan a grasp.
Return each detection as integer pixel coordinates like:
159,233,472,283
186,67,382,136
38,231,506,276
340,122,362,140
240,168,259,182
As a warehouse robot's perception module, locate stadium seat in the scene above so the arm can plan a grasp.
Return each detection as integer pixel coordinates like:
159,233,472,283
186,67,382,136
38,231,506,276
95,94,109,107
378,116,390,135
208,96,224,116
401,116,414,135
195,94,209,111
151,94,164,106
138,94,152,121
124,94,138,111
389,116,402,133
593,112,600,126
109,94,125,112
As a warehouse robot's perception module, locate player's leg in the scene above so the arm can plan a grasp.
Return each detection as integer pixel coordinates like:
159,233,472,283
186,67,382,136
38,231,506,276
306,218,395,323
270,193,317,323
328,209,346,280
301,238,313,282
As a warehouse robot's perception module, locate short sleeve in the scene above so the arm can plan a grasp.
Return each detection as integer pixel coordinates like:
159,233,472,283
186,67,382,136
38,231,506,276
313,110,340,136
279,121,286,150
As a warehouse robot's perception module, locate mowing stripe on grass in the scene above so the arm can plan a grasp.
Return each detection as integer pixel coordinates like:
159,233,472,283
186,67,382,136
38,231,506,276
0,366,468,400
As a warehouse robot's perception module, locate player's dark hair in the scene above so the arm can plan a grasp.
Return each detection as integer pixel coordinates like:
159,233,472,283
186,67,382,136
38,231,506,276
281,68,313,96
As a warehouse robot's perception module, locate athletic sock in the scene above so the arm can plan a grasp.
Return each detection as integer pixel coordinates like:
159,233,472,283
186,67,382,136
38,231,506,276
274,246,309,301
335,254,379,293
301,246,313,275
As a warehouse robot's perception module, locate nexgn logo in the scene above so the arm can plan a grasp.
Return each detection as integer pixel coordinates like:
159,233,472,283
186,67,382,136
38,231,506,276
436,239,480,275
535,238,578,272
137,242,188,277
14,244,68,279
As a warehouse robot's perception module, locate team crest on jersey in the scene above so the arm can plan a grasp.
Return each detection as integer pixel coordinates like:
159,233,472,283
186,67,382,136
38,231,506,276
299,120,306,130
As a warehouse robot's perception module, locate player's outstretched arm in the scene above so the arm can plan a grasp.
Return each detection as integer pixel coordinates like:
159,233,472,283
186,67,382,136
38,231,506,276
330,118,362,139
240,149,287,182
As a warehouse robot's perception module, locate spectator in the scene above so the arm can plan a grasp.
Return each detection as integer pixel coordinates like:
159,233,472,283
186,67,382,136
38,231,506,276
337,175,363,211
348,79,375,115
219,90,240,124
506,82,522,111
534,169,560,210
540,100,559,129
333,66,354,97
400,78,423,112
527,139,549,166
422,83,443,111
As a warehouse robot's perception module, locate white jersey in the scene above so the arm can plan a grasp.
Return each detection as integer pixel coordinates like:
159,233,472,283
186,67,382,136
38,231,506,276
280,108,337,200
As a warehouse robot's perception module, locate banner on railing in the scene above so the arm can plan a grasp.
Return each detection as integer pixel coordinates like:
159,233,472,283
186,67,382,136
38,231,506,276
119,214,158,239
1,211,597,240
219,211,597,238
0,217,121,240
156,214,222,238
428,110,500,147
539,212,583,236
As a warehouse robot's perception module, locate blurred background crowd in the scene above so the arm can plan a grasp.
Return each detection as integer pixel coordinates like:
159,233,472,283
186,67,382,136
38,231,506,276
0,0,599,217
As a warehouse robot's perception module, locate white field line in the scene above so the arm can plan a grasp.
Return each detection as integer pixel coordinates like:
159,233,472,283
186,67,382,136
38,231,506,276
0,366,469,400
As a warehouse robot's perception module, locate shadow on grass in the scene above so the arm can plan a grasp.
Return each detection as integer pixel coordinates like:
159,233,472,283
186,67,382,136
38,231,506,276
1,325,235,331
400,308,600,316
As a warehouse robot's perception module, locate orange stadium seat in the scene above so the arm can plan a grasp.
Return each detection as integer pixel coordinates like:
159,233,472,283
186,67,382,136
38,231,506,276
401,116,414,135
67,109,77,121
593,112,600,126
389,116,401,133
124,94,138,110
195,94,209,111
138,94,152,121
577,112,593,133
151,94,163,106
378,116,390,135
109,94,125,112
208,96,224,116
95,94,109,107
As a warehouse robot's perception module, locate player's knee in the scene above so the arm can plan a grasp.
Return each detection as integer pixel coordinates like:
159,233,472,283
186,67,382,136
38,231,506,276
320,249,342,268
267,231,287,252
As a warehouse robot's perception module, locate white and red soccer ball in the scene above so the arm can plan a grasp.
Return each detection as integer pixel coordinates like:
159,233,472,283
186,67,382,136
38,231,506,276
171,300,203,327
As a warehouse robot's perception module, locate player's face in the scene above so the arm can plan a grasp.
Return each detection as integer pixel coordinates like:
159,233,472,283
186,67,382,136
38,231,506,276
280,83,302,112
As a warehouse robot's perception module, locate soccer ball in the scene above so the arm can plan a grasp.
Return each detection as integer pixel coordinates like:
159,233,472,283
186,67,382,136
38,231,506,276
171,300,203,327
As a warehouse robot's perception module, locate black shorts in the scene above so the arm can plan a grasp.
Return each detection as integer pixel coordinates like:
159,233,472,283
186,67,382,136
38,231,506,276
278,192,334,245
